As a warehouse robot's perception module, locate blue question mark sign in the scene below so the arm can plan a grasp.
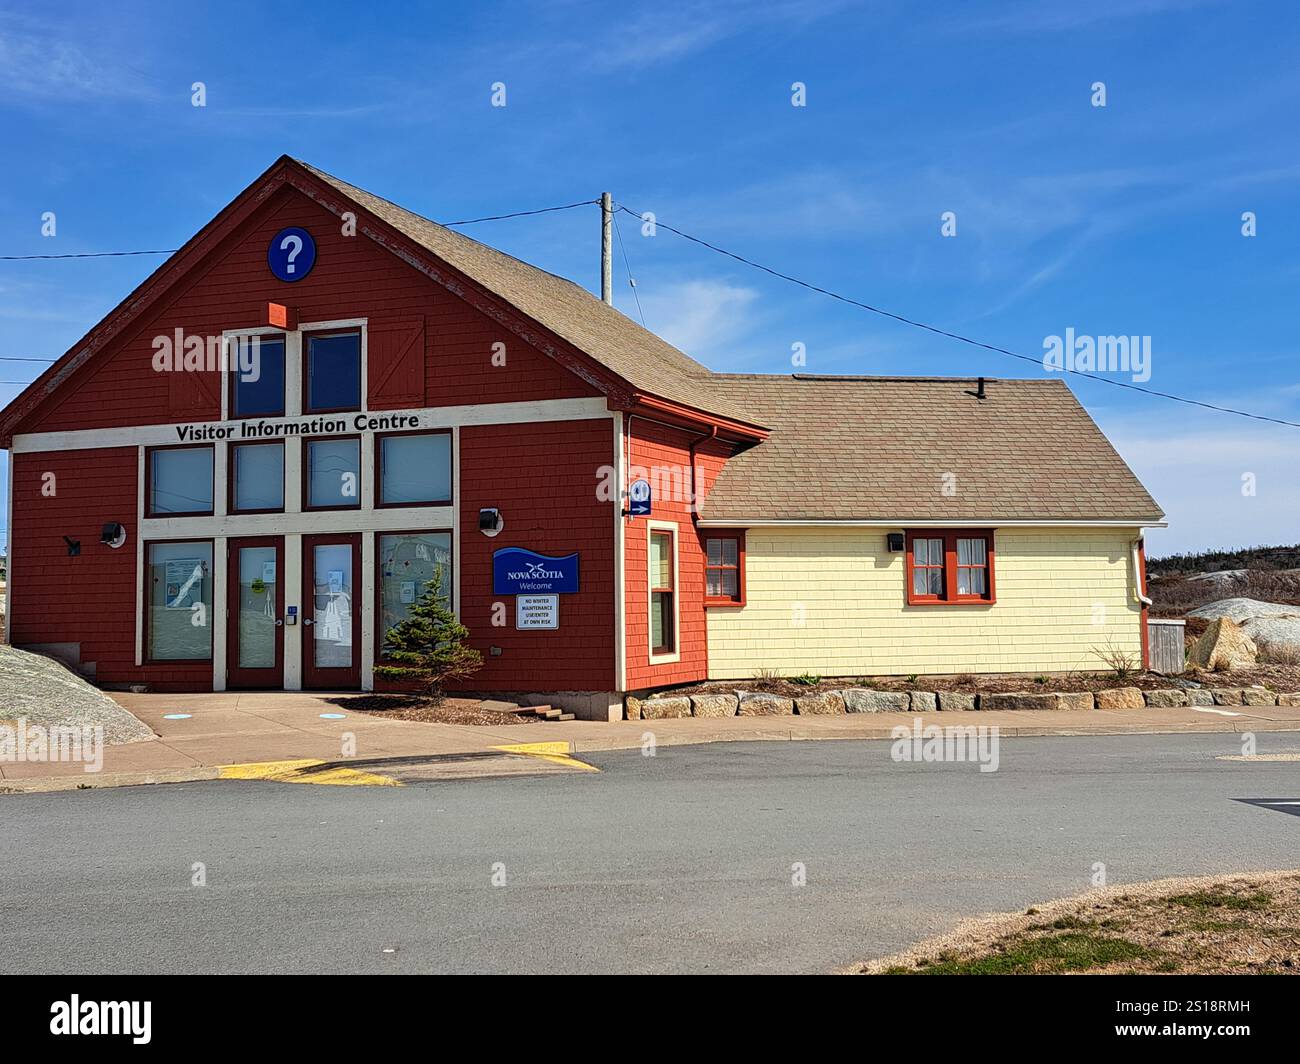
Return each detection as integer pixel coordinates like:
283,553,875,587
268,227,316,282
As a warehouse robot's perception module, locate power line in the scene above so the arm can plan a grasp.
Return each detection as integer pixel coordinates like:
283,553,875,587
439,197,595,225
614,202,1300,430
0,199,599,262
612,209,646,328
0,249,177,260
0,200,602,373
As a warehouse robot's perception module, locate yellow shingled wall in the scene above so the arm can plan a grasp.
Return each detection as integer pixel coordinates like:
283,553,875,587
706,527,1145,678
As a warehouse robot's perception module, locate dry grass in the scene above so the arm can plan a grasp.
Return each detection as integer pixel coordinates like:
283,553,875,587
1092,640,1140,678
855,870,1300,975
1258,642,1300,666
1149,569,1300,617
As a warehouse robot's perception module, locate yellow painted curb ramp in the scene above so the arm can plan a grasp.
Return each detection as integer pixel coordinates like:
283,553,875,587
492,742,600,772
218,758,402,787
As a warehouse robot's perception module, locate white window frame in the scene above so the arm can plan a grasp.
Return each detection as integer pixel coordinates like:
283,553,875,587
647,519,680,665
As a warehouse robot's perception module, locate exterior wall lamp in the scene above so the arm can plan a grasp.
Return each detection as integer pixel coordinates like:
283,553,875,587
101,522,127,549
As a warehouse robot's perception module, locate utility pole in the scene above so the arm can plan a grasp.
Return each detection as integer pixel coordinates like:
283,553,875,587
600,192,613,305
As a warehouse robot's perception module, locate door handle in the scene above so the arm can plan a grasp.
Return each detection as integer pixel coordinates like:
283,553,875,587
275,619,284,627
303,618,314,626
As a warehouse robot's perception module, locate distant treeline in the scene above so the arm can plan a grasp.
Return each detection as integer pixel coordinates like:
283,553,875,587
1148,543,1300,576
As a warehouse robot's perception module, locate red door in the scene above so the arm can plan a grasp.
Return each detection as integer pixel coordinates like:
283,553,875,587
227,537,284,689
302,533,362,690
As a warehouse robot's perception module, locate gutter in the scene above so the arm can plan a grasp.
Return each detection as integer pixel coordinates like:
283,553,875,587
687,425,719,528
1133,538,1153,606
695,518,1169,529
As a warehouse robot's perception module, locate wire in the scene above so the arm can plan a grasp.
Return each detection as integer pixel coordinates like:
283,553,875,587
439,200,598,227
0,249,177,260
612,209,646,328
613,202,1300,430
0,200,599,261
0,200,603,375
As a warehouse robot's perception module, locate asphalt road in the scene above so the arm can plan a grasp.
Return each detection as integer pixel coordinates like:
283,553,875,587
2,733,1298,974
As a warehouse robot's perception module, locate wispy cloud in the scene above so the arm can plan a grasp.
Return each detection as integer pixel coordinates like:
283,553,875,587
583,0,856,72
1102,401,1300,553
0,16,153,101
637,278,761,359
957,0,1222,34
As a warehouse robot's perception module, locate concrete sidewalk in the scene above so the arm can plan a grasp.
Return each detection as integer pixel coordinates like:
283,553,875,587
4,689,1300,791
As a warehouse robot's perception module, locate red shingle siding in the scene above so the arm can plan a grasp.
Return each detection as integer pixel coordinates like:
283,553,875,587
22,186,597,436
623,420,730,691
10,448,212,691
453,418,616,692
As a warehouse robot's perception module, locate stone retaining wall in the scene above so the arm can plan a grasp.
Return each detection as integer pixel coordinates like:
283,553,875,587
625,685,1300,720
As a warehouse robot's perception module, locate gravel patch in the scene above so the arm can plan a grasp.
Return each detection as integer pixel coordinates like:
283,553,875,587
335,694,541,727
0,646,154,745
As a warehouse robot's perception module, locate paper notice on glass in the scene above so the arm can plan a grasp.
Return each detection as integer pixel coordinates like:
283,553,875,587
164,559,203,609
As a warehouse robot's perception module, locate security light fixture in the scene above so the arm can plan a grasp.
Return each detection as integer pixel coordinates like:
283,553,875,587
101,522,127,549
479,508,504,537
886,533,905,553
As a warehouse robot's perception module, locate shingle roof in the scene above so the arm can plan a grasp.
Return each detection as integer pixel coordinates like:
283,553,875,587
298,161,758,425
698,375,1164,523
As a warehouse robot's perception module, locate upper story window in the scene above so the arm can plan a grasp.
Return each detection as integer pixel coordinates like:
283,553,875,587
305,436,361,510
377,431,452,507
305,331,361,413
230,334,286,418
147,445,214,516
905,530,995,605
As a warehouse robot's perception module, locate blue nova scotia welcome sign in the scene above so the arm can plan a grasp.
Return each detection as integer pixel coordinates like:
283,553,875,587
492,548,580,595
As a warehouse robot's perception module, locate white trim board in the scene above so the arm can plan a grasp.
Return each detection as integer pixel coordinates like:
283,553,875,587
11,397,612,453
142,506,455,539
646,519,681,667
612,412,626,692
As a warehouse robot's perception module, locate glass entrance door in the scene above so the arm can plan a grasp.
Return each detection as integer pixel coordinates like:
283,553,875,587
226,537,284,688
302,533,361,689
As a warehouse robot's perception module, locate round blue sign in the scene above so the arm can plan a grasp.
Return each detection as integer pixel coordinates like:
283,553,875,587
268,226,316,282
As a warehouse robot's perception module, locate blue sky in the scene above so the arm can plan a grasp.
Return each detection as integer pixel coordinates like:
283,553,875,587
1,0,1297,555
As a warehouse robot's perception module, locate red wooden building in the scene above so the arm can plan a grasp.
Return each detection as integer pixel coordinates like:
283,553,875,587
0,158,1163,720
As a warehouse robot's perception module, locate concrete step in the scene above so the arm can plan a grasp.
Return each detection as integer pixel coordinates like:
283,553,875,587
477,699,526,714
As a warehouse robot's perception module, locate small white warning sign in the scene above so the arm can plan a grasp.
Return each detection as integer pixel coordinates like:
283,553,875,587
516,594,559,630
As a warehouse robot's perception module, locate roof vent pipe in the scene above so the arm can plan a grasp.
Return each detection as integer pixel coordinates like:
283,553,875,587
966,377,986,400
